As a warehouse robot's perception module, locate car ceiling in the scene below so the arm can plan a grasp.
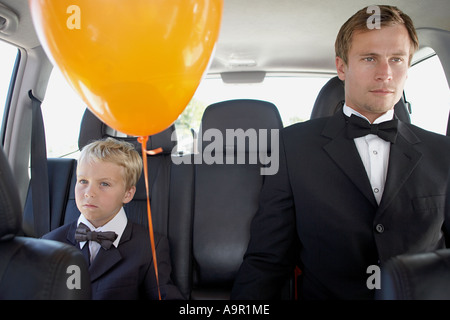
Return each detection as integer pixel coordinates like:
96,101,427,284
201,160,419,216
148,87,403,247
1,0,450,76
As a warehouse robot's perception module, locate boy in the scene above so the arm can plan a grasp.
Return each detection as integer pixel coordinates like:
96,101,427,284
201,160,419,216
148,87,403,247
43,137,183,300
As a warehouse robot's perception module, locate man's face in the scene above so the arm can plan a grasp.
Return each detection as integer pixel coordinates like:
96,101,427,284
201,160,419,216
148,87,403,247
336,24,411,122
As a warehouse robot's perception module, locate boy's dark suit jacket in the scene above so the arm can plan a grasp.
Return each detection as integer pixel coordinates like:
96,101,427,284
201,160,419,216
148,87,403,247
43,220,184,300
232,111,450,300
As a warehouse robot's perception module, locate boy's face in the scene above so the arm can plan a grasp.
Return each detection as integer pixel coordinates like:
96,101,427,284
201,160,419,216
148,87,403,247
336,23,411,123
75,159,136,228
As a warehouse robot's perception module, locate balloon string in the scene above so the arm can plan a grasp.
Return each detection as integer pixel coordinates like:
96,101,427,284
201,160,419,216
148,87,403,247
137,136,162,300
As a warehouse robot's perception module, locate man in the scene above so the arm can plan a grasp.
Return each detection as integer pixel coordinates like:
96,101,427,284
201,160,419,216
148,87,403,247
231,5,450,299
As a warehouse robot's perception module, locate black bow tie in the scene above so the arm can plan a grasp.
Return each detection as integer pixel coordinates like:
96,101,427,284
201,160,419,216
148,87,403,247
75,222,118,250
346,114,398,143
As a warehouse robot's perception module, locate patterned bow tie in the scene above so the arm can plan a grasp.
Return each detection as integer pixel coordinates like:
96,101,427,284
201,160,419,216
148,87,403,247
75,222,118,250
346,114,398,143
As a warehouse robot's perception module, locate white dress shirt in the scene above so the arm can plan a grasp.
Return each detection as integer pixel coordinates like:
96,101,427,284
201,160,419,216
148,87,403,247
77,207,128,264
343,104,395,205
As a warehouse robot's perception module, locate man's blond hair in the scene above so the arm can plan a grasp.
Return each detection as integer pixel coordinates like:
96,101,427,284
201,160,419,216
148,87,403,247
78,137,142,190
335,5,419,66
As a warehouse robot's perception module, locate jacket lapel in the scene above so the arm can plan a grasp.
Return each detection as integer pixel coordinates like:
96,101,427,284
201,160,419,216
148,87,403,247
89,246,123,282
87,221,133,282
322,112,378,207
66,221,78,246
377,121,422,214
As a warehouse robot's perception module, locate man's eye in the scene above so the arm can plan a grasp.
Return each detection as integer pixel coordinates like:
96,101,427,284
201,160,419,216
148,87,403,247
364,57,375,62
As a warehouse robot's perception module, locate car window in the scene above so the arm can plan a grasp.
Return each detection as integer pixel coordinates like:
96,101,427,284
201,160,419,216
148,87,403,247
405,52,449,135
0,40,18,138
41,68,87,158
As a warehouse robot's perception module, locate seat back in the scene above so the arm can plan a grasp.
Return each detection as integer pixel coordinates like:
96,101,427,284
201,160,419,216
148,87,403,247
376,249,450,300
190,99,283,299
167,152,195,299
310,76,411,123
0,146,91,299
23,158,77,236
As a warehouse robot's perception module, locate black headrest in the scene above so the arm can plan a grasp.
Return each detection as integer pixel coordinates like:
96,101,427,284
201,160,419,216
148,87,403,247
310,76,345,119
78,108,177,154
377,249,450,300
310,76,411,123
0,147,23,241
199,99,283,153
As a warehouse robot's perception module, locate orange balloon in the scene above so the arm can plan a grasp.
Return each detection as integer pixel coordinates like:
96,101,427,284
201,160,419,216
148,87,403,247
29,0,223,136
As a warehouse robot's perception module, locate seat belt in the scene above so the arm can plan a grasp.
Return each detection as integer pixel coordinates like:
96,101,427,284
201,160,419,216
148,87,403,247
28,90,50,237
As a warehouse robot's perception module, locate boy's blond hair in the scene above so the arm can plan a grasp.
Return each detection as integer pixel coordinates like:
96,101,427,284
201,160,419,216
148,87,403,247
78,137,142,190
335,5,419,66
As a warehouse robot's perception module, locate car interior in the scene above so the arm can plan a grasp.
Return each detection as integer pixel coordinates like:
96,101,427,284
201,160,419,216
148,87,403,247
0,0,449,300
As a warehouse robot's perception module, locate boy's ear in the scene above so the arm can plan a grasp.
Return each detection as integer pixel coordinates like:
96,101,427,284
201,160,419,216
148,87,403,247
336,56,347,81
123,186,136,204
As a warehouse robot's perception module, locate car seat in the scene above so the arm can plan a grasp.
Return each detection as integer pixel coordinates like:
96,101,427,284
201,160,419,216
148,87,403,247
0,146,91,299
376,248,450,300
310,76,411,123
189,99,284,299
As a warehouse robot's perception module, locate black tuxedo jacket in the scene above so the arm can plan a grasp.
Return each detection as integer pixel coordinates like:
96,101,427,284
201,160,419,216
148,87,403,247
232,111,450,300
43,220,184,300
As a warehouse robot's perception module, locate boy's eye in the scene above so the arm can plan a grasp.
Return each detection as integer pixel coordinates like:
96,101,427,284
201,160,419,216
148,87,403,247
100,182,110,187
78,179,88,184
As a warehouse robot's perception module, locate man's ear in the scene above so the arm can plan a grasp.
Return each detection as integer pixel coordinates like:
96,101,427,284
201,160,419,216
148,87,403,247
123,186,136,204
336,56,347,81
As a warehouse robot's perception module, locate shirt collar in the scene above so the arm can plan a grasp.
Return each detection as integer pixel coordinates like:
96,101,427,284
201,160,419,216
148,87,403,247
77,207,128,248
343,104,394,124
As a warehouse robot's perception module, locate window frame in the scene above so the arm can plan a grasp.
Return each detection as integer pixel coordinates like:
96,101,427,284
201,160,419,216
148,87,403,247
0,43,20,146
